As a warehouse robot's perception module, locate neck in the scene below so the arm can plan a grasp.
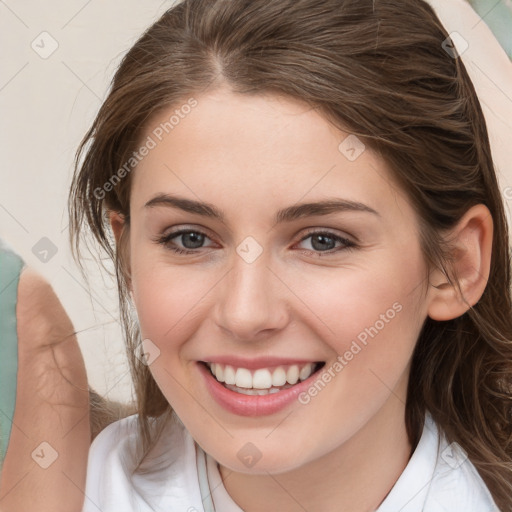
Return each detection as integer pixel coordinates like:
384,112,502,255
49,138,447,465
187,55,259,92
219,374,414,512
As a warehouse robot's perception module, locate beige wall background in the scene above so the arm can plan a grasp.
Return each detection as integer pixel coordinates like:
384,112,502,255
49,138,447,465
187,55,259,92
1,0,512,403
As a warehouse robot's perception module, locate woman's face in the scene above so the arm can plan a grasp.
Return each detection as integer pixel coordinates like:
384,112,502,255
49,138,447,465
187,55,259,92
124,88,432,473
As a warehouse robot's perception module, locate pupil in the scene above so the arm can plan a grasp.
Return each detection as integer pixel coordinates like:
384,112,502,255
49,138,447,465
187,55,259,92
183,232,204,249
312,234,334,251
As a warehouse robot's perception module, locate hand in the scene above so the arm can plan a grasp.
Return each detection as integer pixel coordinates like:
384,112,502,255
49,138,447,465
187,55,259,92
0,267,90,512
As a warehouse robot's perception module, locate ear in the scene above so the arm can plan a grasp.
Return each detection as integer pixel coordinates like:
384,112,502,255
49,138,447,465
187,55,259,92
109,210,126,246
108,210,133,294
427,204,493,321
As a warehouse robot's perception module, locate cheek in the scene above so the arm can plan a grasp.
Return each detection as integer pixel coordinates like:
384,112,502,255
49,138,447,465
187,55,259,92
131,257,214,346
291,249,427,384
297,252,425,338
130,263,215,408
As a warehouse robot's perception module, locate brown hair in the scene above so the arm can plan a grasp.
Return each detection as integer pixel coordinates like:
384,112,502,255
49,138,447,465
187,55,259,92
68,0,512,508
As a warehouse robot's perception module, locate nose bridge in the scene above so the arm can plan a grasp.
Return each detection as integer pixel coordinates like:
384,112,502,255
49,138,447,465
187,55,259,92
214,247,287,340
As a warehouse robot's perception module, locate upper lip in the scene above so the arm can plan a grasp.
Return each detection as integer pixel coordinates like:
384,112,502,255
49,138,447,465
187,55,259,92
200,356,323,370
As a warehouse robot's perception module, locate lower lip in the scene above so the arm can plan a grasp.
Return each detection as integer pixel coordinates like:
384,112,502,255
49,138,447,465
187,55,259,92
197,362,322,417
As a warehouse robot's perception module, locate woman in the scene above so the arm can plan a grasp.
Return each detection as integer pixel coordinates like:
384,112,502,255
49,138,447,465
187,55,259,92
2,0,511,510
70,0,511,509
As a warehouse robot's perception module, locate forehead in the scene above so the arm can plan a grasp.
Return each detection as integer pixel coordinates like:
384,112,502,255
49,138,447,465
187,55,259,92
130,89,410,223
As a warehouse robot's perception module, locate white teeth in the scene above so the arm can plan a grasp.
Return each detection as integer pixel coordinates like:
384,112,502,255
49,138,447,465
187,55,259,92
207,361,318,390
252,368,273,389
215,364,224,383
286,365,299,385
224,384,292,395
272,367,287,387
235,368,253,388
224,365,236,385
299,363,314,381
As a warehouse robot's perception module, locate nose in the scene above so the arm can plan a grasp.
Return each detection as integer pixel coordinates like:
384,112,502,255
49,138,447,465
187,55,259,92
213,253,289,342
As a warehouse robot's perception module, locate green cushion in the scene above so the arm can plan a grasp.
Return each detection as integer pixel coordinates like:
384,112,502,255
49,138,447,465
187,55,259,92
468,0,512,59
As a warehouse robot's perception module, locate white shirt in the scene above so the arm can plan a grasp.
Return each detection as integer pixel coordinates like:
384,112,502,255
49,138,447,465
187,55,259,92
81,411,500,512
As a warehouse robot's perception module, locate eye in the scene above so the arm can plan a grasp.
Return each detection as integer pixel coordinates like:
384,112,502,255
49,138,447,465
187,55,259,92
295,230,356,256
153,227,357,257
154,228,215,254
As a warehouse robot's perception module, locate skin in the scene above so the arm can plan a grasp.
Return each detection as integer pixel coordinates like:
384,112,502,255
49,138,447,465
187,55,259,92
0,267,90,512
108,87,493,512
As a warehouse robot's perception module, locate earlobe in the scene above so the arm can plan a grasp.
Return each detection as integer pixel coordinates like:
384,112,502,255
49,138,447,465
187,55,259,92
427,204,493,321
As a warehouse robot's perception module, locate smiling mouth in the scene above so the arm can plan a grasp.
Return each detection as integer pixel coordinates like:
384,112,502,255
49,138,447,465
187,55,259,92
201,361,325,395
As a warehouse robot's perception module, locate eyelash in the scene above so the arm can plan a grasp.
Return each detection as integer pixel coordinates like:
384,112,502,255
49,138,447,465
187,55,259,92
153,228,357,257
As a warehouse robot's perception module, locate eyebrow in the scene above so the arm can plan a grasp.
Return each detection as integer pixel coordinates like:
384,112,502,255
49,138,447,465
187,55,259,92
144,193,379,224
